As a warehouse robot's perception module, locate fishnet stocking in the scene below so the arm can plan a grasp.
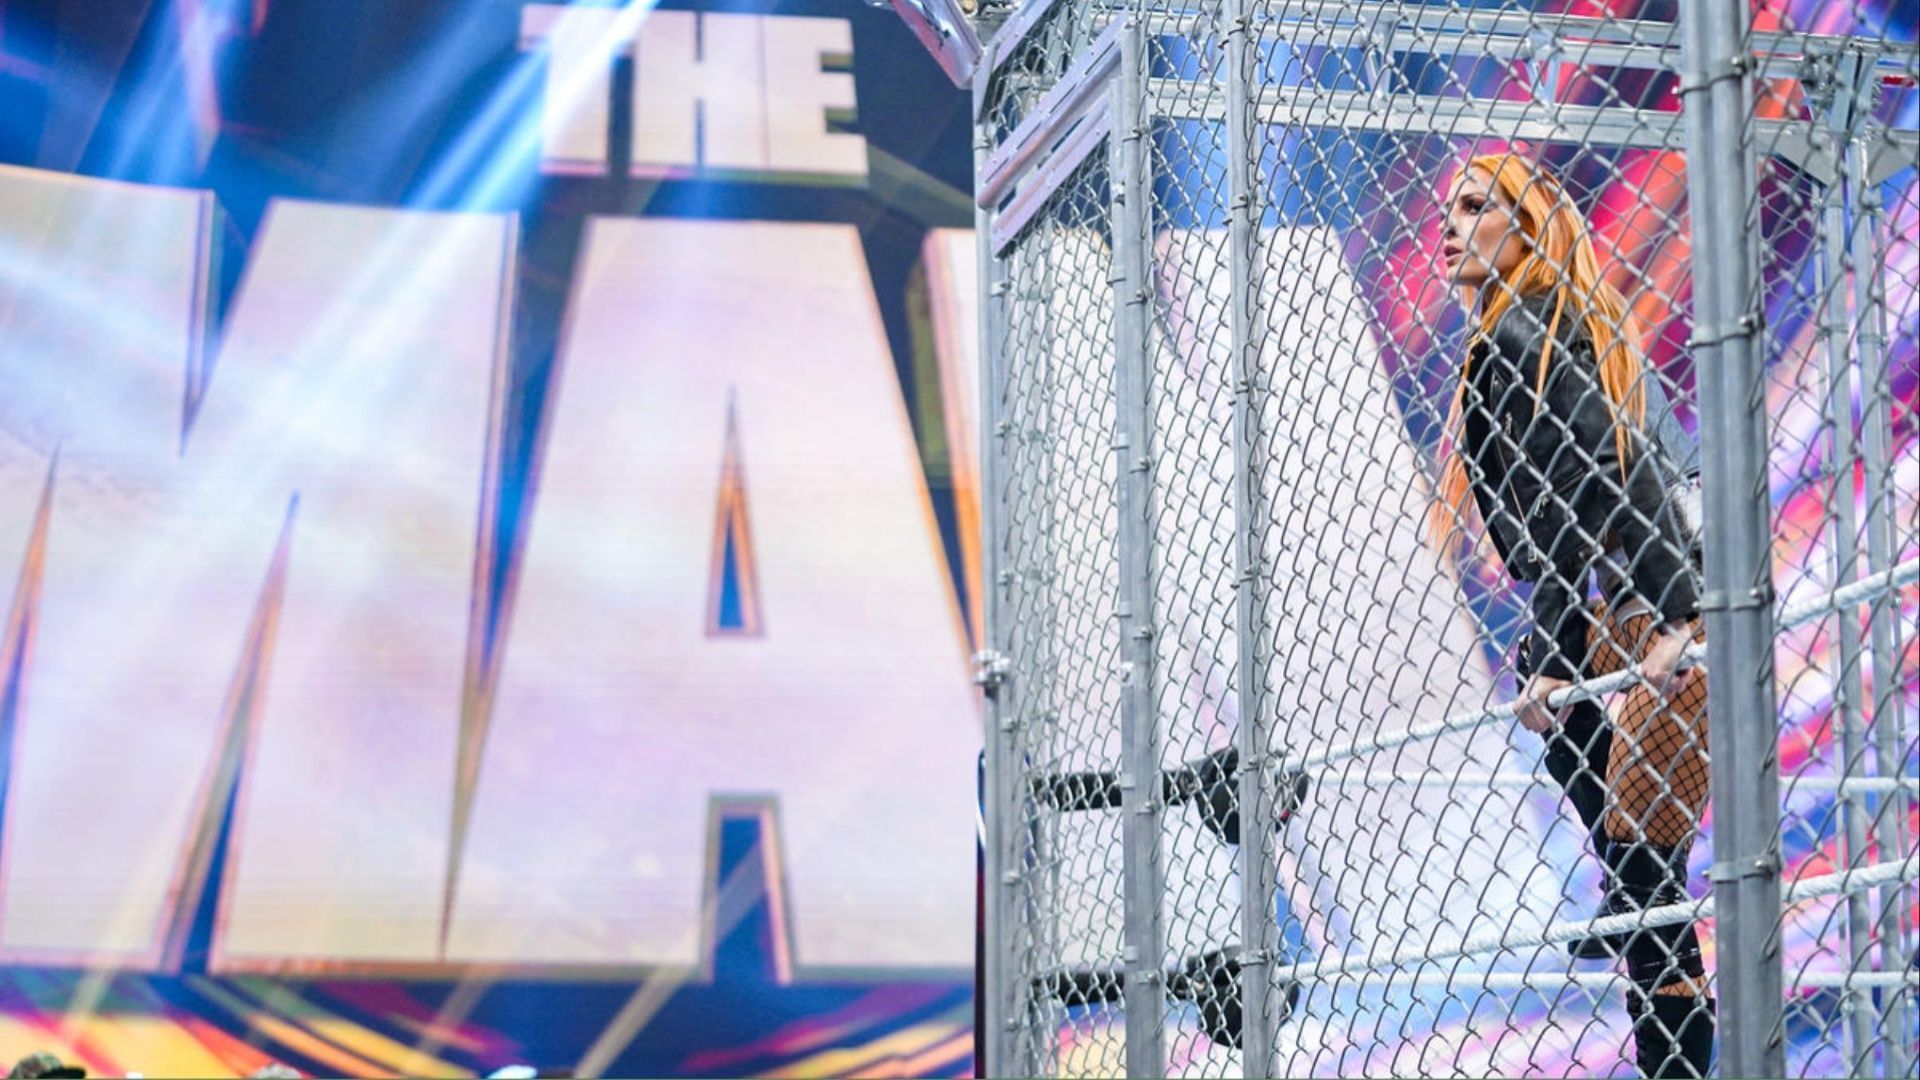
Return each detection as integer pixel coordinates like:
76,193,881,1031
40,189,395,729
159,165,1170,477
1578,602,1713,999
1585,602,1710,848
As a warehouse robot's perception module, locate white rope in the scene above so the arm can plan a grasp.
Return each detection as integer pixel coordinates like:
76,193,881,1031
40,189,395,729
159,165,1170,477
1314,771,1920,797
1268,855,1919,987
1779,556,1920,630
1783,970,1917,992
1310,969,1916,993
1271,556,1918,777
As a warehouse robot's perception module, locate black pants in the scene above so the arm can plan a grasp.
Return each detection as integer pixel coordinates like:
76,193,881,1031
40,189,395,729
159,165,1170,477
1541,695,1613,849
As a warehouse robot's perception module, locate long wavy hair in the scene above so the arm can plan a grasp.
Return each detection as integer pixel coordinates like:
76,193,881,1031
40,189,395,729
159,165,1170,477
1426,153,1649,554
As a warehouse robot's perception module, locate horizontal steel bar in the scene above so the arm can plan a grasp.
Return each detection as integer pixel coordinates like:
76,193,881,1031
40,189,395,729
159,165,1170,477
985,30,1914,188
1150,80,1685,149
979,0,1916,156
978,0,1068,113
983,0,1918,75
1269,855,1918,986
989,103,1112,254
1141,7,1681,76
1146,80,1920,165
1134,0,1918,75
978,18,1122,208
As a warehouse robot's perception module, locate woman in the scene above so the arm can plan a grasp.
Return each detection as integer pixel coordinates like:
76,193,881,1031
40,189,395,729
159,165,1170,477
1430,152,1714,1079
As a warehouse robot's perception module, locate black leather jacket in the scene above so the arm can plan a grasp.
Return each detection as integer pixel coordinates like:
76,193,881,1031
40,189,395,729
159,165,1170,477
1460,292,1701,680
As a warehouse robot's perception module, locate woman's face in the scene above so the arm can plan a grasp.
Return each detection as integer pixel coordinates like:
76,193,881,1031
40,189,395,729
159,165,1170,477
1443,167,1527,296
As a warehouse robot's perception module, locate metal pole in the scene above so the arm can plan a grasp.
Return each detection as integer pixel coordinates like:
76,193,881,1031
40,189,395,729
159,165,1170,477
1683,3,1787,1075
1813,51,1880,1074
1108,19,1166,1077
975,115,1019,1078
1032,210,1064,1080
1223,0,1280,1074
1850,121,1915,1080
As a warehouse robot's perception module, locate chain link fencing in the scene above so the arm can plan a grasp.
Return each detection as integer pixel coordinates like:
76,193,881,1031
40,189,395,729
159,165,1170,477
975,0,1918,1076
1738,4,1919,1077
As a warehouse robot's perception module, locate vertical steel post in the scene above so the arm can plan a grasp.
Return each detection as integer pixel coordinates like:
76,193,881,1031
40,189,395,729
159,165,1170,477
976,115,1019,1076
1223,0,1279,1074
1814,50,1879,1074
1108,18,1166,1078
1682,3,1786,1075
1849,117,1915,1080
1031,198,1063,1080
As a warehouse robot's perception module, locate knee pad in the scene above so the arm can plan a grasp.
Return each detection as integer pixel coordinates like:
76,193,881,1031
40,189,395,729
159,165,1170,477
1625,918,1706,993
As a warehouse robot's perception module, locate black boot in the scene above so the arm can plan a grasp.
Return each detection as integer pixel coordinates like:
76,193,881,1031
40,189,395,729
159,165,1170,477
1628,990,1716,1078
1568,839,1691,960
1034,950,1303,1050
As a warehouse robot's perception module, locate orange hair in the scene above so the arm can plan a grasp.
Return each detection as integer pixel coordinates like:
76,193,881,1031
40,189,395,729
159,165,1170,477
1426,153,1650,555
